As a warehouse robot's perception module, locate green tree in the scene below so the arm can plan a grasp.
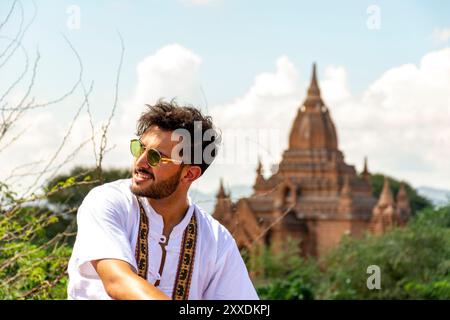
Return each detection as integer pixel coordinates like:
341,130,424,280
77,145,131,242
0,203,73,299
0,0,125,299
248,205,450,300
0,165,131,299
45,166,131,209
318,205,450,299
243,238,320,300
43,166,131,246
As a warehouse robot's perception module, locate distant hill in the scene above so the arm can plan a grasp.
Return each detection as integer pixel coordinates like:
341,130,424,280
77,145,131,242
191,184,449,215
417,186,450,207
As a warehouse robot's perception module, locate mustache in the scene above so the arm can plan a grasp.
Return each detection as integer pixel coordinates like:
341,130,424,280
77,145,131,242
136,167,155,179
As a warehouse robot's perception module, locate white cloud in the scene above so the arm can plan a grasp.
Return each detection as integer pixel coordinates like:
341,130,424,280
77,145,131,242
202,56,303,191
203,49,450,194
34,43,205,190
332,48,450,190
2,45,449,200
100,43,206,176
0,44,205,196
0,108,102,195
320,66,351,103
120,43,203,133
433,27,450,44
211,56,301,126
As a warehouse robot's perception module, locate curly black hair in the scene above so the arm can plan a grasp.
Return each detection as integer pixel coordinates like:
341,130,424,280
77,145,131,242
136,99,221,175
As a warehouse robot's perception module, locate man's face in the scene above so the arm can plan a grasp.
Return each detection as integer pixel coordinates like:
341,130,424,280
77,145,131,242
130,126,184,199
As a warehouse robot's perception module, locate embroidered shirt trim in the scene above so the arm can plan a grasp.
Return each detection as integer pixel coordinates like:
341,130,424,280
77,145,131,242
134,197,197,300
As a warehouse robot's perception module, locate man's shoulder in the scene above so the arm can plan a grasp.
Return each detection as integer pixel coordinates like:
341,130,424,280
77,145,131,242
82,179,133,207
194,204,236,249
76,179,136,227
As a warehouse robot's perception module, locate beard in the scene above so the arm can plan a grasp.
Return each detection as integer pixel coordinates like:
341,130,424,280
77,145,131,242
130,166,183,199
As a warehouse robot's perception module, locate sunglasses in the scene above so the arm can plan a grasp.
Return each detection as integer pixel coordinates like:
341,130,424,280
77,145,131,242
130,139,182,167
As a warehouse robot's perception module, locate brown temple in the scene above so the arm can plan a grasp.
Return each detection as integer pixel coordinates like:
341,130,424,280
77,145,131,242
213,63,412,257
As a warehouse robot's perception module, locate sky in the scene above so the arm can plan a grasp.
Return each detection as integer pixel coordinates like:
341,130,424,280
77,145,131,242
0,0,449,198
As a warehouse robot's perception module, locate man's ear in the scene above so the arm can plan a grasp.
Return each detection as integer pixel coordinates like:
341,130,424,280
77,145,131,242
182,165,202,183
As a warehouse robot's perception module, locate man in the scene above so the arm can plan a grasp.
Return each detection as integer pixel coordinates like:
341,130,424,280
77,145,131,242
67,100,259,300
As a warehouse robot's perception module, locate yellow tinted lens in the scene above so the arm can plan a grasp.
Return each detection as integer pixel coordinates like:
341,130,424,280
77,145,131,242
130,140,142,158
147,149,161,166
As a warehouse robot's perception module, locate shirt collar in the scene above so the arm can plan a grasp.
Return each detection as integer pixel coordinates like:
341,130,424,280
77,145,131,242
139,195,195,239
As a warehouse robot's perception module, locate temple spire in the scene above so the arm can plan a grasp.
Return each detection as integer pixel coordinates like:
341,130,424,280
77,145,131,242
362,156,371,183
256,157,263,176
288,61,337,151
217,178,227,198
378,176,394,206
307,62,321,99
363,157,369,175
396,182,411,226
303,63,324,112
396,182,410,210
371,176,397,234
397,182,408,202
253,157,266,193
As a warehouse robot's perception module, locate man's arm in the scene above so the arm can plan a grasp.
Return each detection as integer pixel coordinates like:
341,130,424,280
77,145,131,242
92,259,171,300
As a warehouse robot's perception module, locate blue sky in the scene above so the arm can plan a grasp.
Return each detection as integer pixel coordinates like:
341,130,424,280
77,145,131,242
1,0,450,194
7,0,450,106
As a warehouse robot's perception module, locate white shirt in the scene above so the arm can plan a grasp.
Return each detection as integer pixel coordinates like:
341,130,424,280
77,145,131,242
67,179,259,300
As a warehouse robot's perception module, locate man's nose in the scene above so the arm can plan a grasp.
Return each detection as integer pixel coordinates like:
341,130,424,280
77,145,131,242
135,150,150,168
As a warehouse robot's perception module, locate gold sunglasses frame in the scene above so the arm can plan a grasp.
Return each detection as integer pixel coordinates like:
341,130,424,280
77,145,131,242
130,139,182,167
